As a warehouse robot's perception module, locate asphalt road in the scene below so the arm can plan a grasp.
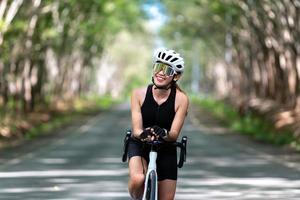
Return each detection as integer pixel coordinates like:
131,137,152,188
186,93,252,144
0,104,300,200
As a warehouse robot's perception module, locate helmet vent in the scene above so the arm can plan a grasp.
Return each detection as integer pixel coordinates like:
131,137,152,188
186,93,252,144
177,65,182,69
170,57,178,62
158,52,161,57
166,55,172,61
162,53,166,59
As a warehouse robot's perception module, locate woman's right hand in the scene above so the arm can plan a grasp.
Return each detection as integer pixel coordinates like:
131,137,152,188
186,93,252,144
139,128,154,141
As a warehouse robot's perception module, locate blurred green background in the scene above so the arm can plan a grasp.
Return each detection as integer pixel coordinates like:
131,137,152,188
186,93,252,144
0,0,300,149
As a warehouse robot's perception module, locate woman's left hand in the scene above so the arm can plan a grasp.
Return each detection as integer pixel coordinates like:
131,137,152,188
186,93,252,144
151,125,168,140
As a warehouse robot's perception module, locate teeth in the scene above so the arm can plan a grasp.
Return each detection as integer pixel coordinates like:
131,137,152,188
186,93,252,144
157,77,164,81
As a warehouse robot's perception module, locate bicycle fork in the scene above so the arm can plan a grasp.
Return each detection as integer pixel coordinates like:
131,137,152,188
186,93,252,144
142,151,158,200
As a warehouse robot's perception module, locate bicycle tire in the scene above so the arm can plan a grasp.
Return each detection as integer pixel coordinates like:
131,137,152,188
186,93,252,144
145,170,157,200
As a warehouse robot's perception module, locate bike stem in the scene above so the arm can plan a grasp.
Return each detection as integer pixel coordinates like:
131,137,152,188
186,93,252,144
148,151,157,171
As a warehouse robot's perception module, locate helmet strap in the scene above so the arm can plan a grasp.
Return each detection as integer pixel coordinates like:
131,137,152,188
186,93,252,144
152,77,175,90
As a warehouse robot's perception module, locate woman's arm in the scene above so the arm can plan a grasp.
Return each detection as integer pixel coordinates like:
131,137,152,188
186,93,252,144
131,88,146,138
167,92,189,141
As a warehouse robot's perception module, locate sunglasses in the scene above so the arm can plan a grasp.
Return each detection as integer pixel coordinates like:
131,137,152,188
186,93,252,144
153,62,176,76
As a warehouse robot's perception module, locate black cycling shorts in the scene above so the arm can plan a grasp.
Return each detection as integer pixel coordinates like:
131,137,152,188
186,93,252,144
127,139,178,181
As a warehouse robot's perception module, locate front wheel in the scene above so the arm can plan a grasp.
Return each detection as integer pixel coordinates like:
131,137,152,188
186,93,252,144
144,170,157,200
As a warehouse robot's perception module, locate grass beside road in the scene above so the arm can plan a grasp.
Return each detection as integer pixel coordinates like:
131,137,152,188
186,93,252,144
192,96,300,151
0,96,117,148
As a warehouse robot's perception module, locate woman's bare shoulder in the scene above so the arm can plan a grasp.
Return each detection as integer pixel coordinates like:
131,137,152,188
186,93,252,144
176,89,189,104
131,87,148,101
132,87,147,95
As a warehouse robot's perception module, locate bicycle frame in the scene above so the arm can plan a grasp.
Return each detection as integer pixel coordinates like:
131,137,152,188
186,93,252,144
142,144,158,200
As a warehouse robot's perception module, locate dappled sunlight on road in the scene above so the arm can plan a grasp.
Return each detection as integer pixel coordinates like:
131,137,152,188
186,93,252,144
175,118,300,200
0,187,65,194
185,156,270,166
0,109,300,199
176,188,300,200
0,169,128,178
179,176,300,187
38,158,68,164
0,110,131,199
77,192,129,198
0,163,129,199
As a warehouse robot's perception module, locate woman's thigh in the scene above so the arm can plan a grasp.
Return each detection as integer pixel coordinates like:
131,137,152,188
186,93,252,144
128,156,148,178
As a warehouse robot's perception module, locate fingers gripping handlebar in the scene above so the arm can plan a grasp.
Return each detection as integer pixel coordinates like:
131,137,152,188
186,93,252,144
122,129,188,168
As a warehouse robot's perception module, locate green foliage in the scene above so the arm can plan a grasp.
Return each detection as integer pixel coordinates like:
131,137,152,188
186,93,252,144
158,0,247,91
25,95,116,139
0,0,148,111
1,94,117,140
123,74,147,98
0,20,5,31
290,141,300,152
160,0,237,52
26,115,72,139
93,95,117,110
73,95,118,111
192,95,237,120
41,28,59,41
192,96,299,149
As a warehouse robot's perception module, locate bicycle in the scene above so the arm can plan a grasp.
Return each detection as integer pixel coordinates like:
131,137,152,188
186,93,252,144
122,130,187,200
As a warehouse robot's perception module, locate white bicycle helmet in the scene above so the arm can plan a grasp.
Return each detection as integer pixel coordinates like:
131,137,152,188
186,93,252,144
153,48,185,73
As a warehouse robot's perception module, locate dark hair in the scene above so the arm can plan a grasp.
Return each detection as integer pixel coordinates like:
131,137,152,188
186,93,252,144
173,72,185,92
172,73,185,94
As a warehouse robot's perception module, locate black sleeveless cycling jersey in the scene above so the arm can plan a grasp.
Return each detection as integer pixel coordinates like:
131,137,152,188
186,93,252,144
128,84,178,181
141,84,176,130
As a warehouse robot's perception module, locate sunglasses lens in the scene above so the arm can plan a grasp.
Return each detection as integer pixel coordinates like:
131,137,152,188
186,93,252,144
153,63,162,73
153,63,175,76
163,66,174,76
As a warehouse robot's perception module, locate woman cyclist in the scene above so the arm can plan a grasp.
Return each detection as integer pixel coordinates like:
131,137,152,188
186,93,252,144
128,48,189,200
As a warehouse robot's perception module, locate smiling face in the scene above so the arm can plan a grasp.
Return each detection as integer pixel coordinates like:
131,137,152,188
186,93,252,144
153,69,174,87
152,62,175,87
